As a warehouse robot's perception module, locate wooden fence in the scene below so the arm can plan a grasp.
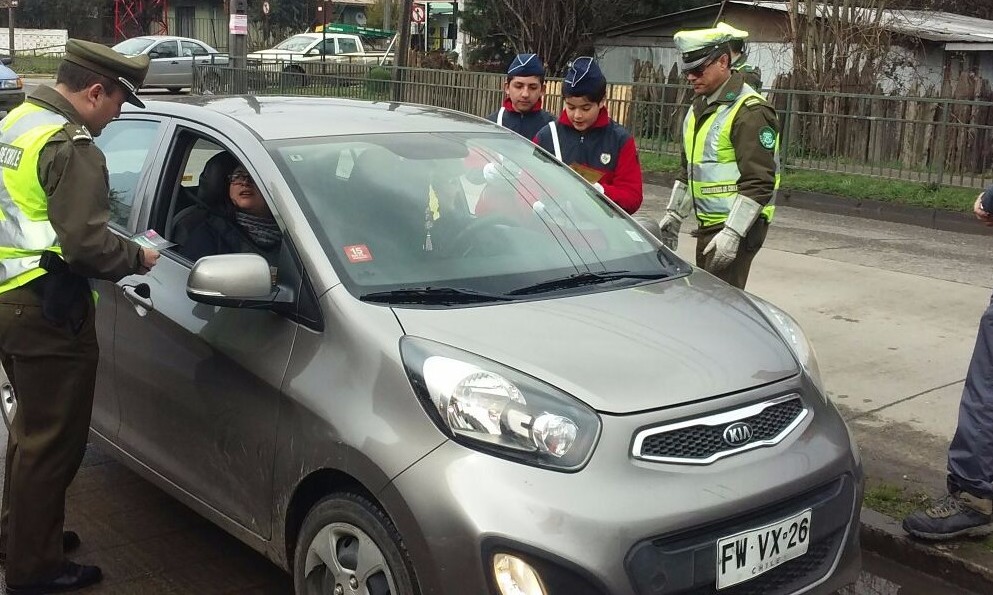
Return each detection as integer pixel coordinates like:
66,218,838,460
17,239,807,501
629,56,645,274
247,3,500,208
196,61,993,189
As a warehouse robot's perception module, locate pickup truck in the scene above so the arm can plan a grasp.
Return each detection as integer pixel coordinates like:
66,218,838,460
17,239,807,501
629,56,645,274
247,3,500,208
247,32,392,70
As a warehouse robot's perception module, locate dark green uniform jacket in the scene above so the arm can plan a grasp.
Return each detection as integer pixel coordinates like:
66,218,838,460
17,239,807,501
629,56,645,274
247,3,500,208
30,85,142,283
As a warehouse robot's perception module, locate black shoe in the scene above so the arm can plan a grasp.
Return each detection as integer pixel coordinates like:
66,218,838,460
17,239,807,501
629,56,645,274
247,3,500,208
0,531,81,564
5,562,102,594
903,492,993,540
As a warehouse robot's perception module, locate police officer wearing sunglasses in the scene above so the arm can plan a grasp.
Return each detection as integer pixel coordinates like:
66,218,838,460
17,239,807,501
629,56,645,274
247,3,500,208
658,27,780,289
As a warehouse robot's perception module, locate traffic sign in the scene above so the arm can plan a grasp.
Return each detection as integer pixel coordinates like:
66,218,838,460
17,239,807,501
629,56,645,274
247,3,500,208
262,1,270,15
411,5,426,24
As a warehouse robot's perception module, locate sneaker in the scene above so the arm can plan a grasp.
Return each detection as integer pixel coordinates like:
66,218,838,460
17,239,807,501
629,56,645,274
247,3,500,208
903,492,993,540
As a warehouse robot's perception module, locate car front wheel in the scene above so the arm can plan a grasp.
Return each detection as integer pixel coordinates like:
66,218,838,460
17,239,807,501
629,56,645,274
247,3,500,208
293,493,418,595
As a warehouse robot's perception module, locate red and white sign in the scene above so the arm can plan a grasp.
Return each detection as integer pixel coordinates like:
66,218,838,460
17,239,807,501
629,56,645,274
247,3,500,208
344,244,374,263
411,5,426,23
229,13,248,35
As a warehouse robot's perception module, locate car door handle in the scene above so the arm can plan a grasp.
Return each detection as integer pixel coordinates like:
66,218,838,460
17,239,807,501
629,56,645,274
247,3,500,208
171,60,179,64
123,283,153,310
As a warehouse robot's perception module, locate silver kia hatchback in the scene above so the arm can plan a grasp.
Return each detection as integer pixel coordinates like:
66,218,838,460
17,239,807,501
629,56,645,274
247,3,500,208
1,96,862,595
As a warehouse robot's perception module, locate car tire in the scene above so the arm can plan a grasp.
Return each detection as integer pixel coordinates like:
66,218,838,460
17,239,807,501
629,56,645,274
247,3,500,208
0,363,15,429
204,71,222,93
282,65,309,88
293,492,418,595
167,87,183,94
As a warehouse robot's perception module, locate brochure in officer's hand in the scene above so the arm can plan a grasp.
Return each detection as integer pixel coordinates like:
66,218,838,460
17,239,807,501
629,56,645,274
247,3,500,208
130,229,175,250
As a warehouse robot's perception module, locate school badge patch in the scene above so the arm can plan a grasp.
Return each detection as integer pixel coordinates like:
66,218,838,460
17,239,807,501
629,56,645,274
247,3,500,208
600,153,611,165
759,126,776,150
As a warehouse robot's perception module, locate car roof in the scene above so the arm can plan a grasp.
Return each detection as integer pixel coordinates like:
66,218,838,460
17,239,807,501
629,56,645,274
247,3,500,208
128,95,504,140
127,35,216,47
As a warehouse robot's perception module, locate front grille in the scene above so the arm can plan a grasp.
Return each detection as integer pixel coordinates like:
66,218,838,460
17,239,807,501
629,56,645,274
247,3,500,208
633,396,806,464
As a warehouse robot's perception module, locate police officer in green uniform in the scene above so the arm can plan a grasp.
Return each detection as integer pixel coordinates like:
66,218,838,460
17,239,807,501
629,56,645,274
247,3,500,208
0,39,159,594
658,27,780,290
715,21,763,90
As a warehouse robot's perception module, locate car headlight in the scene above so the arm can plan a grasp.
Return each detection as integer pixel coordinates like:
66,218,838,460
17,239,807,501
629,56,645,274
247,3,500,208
401,337,601,471
748,295,826,398
0,78,21,90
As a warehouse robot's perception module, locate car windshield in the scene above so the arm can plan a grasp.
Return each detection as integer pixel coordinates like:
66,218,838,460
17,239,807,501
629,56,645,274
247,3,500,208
273,36,316,51
269,132,685,302
113,38,155,55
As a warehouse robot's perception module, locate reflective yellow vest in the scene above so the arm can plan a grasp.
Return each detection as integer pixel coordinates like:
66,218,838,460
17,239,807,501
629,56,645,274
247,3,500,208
683,85,779,227
0,102,70,294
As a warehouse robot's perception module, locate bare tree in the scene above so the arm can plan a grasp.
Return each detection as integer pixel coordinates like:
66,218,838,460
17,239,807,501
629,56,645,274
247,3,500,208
464,0,652,75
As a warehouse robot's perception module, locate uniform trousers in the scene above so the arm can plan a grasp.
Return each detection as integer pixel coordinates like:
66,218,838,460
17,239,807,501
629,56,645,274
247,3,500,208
0,286,97,583
694,219,770,290
947,292,993,500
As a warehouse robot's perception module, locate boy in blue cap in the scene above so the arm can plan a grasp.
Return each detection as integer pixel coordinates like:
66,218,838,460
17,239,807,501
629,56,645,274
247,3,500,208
533,56,643,214
486,53,554,140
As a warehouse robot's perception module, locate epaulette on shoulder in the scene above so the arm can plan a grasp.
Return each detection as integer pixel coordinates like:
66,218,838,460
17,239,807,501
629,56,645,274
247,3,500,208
64,123,93,143
743,96,766,108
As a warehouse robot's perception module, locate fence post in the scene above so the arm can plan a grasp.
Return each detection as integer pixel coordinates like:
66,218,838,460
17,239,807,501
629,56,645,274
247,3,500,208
781,91,794,171
934,100,949,188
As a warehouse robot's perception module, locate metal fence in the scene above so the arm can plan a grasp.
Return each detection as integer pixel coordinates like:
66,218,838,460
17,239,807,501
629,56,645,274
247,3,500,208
193,64,993,190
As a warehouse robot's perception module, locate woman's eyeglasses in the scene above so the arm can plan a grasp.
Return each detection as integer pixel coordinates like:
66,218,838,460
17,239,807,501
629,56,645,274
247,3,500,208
228,172,254,185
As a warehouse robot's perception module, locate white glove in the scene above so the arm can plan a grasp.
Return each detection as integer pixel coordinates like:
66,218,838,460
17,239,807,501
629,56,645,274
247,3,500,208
658,212,682,250
659,181,692,251
703,227,741,271
702,194,763,272
592,182,604,193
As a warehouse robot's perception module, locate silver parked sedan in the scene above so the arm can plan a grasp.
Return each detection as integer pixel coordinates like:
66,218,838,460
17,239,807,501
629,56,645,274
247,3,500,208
112,35,227,92
0,96,863,595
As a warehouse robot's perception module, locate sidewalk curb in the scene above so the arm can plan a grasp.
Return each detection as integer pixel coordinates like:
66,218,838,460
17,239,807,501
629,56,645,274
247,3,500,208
860,507,993,593
641,171,983,236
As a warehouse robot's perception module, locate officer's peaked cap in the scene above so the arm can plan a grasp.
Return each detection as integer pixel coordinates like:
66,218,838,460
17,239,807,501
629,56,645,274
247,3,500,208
673,28,734,72
63,39,150,108
563,56,605,98
714,22,749,41
507,53,544,78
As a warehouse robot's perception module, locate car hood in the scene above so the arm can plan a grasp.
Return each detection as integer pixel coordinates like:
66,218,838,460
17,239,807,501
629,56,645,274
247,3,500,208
392,274,799,414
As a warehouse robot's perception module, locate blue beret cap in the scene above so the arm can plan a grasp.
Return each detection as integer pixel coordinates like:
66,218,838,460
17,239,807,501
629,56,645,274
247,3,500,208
982,186,993,214
563,56,605,98
507,53,544,77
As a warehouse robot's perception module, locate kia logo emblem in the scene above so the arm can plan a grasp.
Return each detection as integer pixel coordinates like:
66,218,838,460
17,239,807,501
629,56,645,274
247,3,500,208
723,422,753,447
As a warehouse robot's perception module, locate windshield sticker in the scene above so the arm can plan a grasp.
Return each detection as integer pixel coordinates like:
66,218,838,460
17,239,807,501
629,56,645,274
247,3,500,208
345,244,374,263
0,143,23,169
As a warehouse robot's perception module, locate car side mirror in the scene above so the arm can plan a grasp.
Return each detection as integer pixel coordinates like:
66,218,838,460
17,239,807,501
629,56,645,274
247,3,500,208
0,56,11,66
306,48,320,55
187,253,293,308
148,51,160,59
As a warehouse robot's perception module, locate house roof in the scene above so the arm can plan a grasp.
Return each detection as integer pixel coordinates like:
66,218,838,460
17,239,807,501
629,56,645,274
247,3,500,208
602,1,993,44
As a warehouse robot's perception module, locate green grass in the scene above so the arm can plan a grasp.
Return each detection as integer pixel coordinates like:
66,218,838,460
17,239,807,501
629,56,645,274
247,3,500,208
784,169,980,212
863,483,930,520
636,151,982,213
9,55,59,75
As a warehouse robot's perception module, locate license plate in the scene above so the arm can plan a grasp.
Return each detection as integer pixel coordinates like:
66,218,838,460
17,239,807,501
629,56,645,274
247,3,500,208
716,509,812,590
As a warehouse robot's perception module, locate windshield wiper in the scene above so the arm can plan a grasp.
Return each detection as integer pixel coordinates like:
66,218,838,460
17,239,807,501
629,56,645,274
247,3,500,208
359,287,513,305
507,270,668,296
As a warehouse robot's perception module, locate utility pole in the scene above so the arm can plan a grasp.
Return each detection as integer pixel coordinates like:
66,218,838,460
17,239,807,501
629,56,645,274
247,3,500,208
393,0,413,101
383,0,391,33
229,0,248,92
1,0,17,65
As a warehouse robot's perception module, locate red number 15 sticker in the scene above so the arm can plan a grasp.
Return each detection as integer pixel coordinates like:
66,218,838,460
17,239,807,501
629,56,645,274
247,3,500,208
344,244,374,263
